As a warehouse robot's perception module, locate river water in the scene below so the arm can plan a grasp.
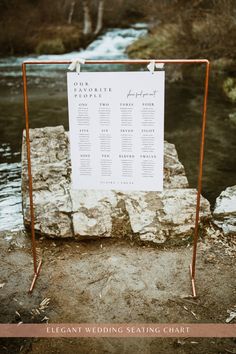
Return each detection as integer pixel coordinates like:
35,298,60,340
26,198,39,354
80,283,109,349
0,25,235,231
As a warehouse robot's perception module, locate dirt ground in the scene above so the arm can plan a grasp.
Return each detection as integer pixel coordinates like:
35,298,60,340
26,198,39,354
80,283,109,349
0,228,235,354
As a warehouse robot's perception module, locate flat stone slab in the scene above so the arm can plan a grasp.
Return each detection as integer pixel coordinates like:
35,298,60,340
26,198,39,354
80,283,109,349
21,126,211,243
213,185,236,235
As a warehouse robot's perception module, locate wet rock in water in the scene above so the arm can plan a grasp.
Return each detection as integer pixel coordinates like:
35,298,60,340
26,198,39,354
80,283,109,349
213,186,236,235
21,126,211,243
223,77,236,103
229,112,236,126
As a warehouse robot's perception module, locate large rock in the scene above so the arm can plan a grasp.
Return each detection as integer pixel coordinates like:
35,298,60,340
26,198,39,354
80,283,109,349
213,186,236,235
123,189,210,243
22,126,211,243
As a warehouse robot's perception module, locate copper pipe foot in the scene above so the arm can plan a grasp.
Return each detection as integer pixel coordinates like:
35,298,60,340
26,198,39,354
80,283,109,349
189,264,197,298
29,259,42,294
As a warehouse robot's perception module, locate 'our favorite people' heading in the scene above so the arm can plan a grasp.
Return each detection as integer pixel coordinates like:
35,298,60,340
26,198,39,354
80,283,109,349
73,81,112,99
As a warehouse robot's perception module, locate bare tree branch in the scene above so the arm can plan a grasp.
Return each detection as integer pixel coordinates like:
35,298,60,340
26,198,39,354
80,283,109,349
94,0,104,35
68,0,76,24
83,0,92,35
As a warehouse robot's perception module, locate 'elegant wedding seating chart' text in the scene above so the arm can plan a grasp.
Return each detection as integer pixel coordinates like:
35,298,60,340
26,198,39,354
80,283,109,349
67,71,164,191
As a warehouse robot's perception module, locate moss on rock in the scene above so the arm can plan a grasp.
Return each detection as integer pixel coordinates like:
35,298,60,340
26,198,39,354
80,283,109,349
126,24,178,59
34,25,93,55
36,38,65,55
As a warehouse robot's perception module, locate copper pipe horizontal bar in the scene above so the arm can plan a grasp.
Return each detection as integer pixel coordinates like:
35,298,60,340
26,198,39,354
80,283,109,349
23,59,210,65
29,259,42,294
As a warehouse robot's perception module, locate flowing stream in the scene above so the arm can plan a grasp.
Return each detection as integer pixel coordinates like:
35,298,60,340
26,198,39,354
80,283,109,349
0,24,235,231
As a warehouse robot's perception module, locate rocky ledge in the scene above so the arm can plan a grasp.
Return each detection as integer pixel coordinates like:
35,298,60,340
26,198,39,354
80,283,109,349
21,126,211,243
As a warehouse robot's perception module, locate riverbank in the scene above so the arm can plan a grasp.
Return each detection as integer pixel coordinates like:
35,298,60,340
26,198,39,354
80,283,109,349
126,22,236,134
127,23,236,72
0,0,145,58
126,21,236,97
0,230,235,353
0,24,96,57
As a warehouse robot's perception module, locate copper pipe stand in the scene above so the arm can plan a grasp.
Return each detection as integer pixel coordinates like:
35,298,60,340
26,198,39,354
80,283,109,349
22,59,210,295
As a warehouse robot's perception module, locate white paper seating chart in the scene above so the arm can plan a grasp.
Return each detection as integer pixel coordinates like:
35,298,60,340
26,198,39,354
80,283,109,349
67,71,165,191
